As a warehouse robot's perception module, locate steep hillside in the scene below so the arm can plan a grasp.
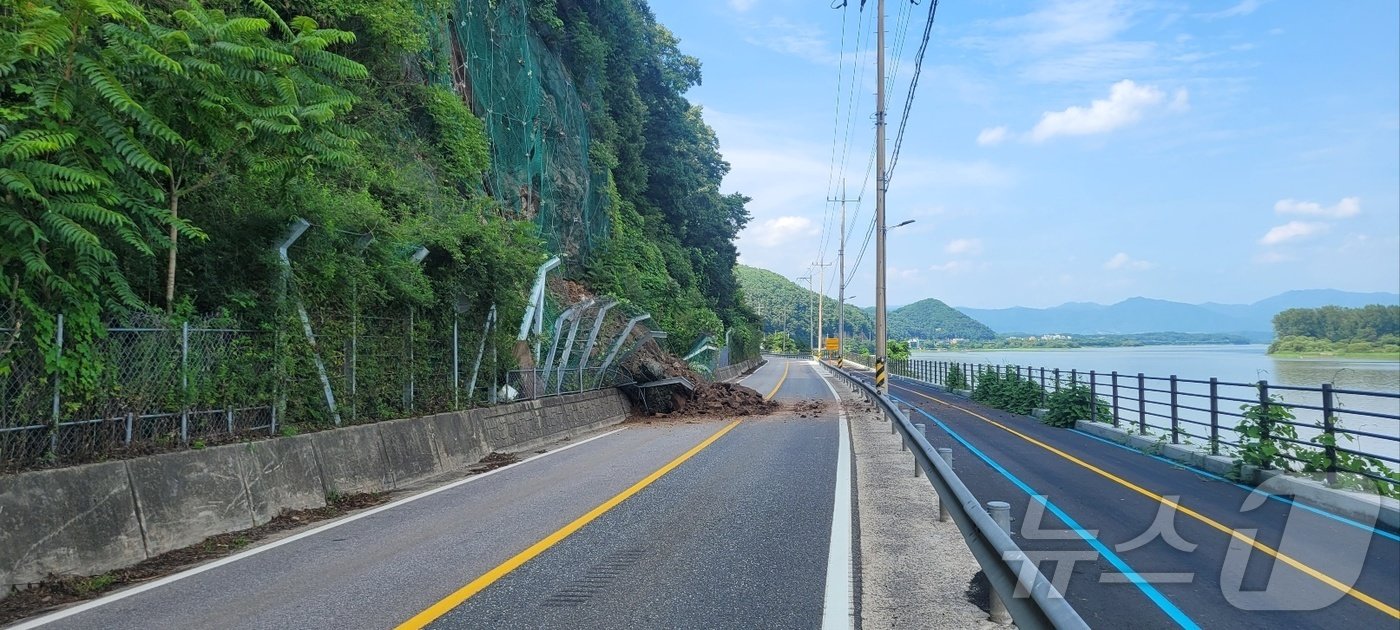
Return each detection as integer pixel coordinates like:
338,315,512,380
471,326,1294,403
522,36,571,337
1,0,759,424
889,299,996,341
736,265,872,348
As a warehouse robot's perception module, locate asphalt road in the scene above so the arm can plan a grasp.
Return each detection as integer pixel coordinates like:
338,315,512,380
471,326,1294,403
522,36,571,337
18,356,846,630
847,367,1400,629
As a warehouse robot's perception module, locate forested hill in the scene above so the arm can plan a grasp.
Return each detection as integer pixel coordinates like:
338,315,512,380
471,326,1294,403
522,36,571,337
1269,305,1400,355
2,0,759,375
736,265,872,349
889,299,996,341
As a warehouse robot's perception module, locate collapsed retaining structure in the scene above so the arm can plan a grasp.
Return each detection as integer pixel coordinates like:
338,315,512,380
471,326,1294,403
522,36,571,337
0,388,629,596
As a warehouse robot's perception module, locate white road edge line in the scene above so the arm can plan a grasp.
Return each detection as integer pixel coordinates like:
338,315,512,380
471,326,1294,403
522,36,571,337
817,362,855,630
10,426,628,630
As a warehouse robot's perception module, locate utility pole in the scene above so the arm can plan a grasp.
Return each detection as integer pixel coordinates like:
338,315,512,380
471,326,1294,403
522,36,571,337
797,272,813,351
814,260,832,359
874,0,889,394
829,180,858,368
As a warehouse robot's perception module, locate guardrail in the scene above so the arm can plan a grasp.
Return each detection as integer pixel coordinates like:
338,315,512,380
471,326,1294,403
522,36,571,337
822,361,1088,630
859,356,1400,487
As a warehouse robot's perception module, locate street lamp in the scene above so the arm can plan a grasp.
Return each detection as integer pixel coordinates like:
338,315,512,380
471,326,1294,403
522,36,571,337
875,217,915,392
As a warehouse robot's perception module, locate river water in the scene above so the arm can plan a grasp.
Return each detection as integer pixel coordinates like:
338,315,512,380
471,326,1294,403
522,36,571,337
908,345,1400,465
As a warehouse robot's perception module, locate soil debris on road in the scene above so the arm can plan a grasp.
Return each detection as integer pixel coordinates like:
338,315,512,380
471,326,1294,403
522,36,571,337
0,492,391,625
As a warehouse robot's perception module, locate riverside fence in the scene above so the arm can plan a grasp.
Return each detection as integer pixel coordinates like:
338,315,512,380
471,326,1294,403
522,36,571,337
0,299,741,472
855,356,1400,488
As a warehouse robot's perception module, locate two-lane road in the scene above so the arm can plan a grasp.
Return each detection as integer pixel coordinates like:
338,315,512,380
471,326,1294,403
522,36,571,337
15,357,850,630
844,366,1399,629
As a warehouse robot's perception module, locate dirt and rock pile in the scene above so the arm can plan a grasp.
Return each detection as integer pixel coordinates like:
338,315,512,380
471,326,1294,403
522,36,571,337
621,345,776,418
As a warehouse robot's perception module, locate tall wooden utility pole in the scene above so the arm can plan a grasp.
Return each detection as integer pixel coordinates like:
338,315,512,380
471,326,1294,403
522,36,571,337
874,0,888,394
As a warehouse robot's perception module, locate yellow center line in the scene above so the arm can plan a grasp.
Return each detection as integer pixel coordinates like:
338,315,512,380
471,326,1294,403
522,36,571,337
764,361,790,401
896,385,1400,620
395,419,744,629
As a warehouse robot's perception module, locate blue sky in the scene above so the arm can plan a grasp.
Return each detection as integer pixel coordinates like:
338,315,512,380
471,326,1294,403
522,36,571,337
646,0,1400,309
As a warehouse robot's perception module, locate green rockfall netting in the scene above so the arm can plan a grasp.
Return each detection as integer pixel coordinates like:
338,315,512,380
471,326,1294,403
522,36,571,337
426,0,610,262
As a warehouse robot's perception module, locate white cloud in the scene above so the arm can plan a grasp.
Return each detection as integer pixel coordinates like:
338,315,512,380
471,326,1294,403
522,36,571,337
1169,88,1191,112
958,0,1158,84
1103,252,1154,270
744,18,836,65
977,126,1009,146
1029,80,1172,142
1196,0,1264,20
946,238,984,255
1259,221,1328,245
750,215,819,248
1274,196,1361,219
728,0,758,12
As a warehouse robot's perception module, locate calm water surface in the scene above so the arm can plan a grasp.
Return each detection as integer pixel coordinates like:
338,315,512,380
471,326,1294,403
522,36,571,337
909,345,1400,462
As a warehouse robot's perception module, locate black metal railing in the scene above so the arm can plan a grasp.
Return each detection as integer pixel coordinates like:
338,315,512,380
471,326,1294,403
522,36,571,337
850,355,1400,487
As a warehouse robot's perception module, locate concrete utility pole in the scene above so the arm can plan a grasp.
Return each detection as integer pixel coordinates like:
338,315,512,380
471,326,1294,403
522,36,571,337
814,260,832,358
796,272,813,350
829,180,857,367
874,0,889,394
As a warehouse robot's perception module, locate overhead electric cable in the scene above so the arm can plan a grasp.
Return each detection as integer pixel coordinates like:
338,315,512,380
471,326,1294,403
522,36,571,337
887,0,940,186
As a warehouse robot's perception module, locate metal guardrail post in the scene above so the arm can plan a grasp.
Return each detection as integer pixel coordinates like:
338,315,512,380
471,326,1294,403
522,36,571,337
1257,380,1273,469
987,501,1014,625
914,423,926,477
1169,375,1179,444
1137,373,1147,435
1209,377,1220,455
1322,383,1337,484
1089,371,1097,424
938,448,953,522
1110,371,1119,427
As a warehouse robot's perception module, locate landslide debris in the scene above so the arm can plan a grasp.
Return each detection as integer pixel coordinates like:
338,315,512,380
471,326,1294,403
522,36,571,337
620,343,776,419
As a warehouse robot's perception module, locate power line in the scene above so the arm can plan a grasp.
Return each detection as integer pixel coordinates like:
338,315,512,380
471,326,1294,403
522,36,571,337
887,0,940,186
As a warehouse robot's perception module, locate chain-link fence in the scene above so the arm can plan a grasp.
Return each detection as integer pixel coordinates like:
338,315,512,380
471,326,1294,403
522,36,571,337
0,311,275,473
0,293,660,472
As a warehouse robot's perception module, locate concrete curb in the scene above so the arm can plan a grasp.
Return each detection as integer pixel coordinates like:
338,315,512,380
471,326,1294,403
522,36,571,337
0,387,630,594
1074,420,1400,530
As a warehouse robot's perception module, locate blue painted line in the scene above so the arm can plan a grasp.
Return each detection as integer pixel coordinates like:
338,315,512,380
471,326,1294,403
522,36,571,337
891,393,1201,630
1067,428,1400,543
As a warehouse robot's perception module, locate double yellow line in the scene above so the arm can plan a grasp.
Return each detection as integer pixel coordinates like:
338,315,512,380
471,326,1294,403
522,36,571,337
396,420,743,629
899,386,1399,620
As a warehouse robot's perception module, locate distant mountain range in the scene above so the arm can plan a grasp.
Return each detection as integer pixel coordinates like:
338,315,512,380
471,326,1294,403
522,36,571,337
956,290,1400,336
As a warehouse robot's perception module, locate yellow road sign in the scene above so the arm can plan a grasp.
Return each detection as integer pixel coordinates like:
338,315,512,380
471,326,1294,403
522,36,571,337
824,337,839,351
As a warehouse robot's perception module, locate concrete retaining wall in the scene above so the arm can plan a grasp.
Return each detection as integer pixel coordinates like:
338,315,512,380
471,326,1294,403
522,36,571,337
0,387,630,594
715,357,764,382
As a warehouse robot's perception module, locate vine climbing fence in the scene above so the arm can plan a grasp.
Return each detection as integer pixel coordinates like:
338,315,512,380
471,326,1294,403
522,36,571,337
0,295,723,473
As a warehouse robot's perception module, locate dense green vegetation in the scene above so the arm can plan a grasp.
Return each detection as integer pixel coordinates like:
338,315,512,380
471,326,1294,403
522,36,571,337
970,367,1044,415
535,0,758,355
888,298,996,341
1269,305,1400,356
735,265,872,350
0,0,757,425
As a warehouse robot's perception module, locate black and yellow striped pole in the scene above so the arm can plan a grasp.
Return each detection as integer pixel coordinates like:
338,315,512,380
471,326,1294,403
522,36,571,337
875,357,887,391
